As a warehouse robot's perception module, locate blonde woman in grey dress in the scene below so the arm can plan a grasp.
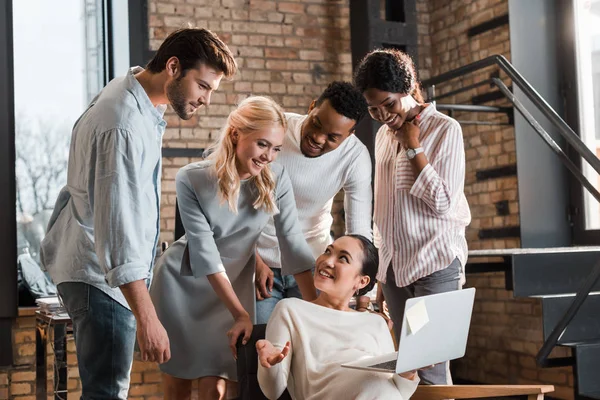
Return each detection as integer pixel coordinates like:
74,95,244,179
149,96,317,400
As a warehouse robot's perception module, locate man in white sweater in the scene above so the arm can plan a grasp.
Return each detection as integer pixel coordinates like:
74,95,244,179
255,81,373,324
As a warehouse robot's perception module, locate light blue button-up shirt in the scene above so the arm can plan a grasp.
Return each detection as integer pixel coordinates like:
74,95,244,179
41,67,166,310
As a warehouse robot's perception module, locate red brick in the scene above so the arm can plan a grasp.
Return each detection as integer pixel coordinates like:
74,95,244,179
10,371,35,382
9,383,31,395
277,2,305,14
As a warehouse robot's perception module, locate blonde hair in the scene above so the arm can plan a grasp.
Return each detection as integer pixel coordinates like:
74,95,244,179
207,96,287,214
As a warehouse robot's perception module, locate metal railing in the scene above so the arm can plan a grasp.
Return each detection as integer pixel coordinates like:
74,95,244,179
422,54,600,367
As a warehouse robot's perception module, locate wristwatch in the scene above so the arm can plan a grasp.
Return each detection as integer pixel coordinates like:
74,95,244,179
406,147,424,160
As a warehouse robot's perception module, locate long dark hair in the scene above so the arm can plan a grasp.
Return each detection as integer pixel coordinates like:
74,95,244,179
347,234,378,296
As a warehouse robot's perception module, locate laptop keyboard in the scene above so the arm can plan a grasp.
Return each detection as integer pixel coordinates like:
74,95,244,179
369,359,397,371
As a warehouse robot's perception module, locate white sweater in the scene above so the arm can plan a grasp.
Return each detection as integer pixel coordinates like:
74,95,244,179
258,298,419,400
256,113,373,270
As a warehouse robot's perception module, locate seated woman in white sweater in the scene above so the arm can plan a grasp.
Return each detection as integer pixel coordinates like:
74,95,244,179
257,235,420,400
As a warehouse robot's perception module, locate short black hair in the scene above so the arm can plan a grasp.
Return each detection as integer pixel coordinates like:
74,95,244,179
347,234,379,297
315,81,368,127
354,48,424,102
146,28,237,78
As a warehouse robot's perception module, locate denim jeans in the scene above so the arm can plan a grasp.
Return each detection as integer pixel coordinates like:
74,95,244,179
255,268,302,324
57,282,136,400
381,258,462,385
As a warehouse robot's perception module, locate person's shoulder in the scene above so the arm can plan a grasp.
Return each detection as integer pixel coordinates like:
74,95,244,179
358,311,391,332
276,298,313,313
269,161,285,176
284,112,306,127
428,106,462,133
342,135,371,161
176,160,215,184
86,79,143,132
270,298,302,320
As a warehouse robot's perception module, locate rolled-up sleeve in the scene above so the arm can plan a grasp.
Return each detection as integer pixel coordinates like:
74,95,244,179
409,120,465,216
92,129,151,287
343,146,373,241
176,169,224,277
273,168,315,276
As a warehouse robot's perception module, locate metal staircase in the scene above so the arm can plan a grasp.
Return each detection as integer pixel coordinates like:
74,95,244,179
422,55,600,400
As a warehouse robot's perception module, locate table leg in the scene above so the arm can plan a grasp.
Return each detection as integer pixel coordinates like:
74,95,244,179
35,321,47,400
52,324,68,400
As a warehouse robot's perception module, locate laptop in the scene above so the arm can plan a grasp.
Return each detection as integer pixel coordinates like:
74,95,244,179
341,287,476,374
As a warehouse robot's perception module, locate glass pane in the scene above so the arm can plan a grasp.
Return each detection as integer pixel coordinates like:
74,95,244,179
13,0,105,304
574,0,600,229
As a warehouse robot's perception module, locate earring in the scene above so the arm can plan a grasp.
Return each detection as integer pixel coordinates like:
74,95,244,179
355,289,359,296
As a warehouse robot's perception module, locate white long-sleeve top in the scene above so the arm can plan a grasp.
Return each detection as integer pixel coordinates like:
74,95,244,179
258,298,419,400
373,103,471,286
257,113,373,271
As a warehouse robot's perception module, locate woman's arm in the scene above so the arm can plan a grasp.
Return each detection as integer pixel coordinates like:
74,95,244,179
206,272,252,358
293,270,317,301
258,302,294,399
407,120,466,216
176,169,252,356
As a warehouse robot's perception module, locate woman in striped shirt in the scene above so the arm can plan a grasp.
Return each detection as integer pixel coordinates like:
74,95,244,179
354,48,471,385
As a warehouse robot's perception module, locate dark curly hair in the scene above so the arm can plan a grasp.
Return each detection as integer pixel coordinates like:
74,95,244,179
315,81,368,129
146,28,237,79
347,234,379,297
354,48,424,103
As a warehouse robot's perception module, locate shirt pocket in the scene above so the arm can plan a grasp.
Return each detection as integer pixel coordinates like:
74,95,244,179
394,157,415,191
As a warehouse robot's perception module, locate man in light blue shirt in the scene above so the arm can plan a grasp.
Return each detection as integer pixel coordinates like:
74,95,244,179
41,28,237,399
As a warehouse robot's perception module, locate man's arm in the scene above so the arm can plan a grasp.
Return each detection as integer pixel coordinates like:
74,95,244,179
343,146,373,240
121,281,170,363
92,129,169,363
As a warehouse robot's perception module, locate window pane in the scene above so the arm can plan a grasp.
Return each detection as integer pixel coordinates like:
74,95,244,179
574,0,600,229
13,0,105,304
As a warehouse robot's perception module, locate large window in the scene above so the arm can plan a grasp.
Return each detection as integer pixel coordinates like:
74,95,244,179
9,0,138,306
574,0,600,230
13,0,105,268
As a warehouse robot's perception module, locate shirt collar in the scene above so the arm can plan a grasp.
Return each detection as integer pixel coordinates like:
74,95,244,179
126,66,167,126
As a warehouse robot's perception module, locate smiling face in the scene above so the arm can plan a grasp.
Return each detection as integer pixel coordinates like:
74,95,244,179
165,59,224,120
299,99,356,158
234,124,285,180
363,87,418,131
314,236,370,299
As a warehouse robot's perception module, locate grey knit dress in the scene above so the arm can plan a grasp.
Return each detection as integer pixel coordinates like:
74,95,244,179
149,160,314,380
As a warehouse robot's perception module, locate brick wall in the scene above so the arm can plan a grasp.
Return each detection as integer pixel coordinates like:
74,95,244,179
0,1,577,399
153,0,354,245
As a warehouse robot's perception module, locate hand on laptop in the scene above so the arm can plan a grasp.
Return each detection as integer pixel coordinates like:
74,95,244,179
399,364,436,381
257,339,290,368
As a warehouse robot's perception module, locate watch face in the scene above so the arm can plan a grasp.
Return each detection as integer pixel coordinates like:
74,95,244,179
407,149,415,159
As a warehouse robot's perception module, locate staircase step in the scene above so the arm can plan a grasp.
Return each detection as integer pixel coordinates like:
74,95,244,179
540,293,600,344
509,249,600,297
468,247,600,296
580,392,600,400
572,341,600,396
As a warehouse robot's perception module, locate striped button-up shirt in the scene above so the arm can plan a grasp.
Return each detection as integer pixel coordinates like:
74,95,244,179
373,103,471,287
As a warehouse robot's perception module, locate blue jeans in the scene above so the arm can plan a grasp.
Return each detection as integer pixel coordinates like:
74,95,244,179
57,282,136,399
255,268,302,324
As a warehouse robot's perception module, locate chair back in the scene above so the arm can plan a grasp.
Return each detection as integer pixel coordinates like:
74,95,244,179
236,324,291,400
